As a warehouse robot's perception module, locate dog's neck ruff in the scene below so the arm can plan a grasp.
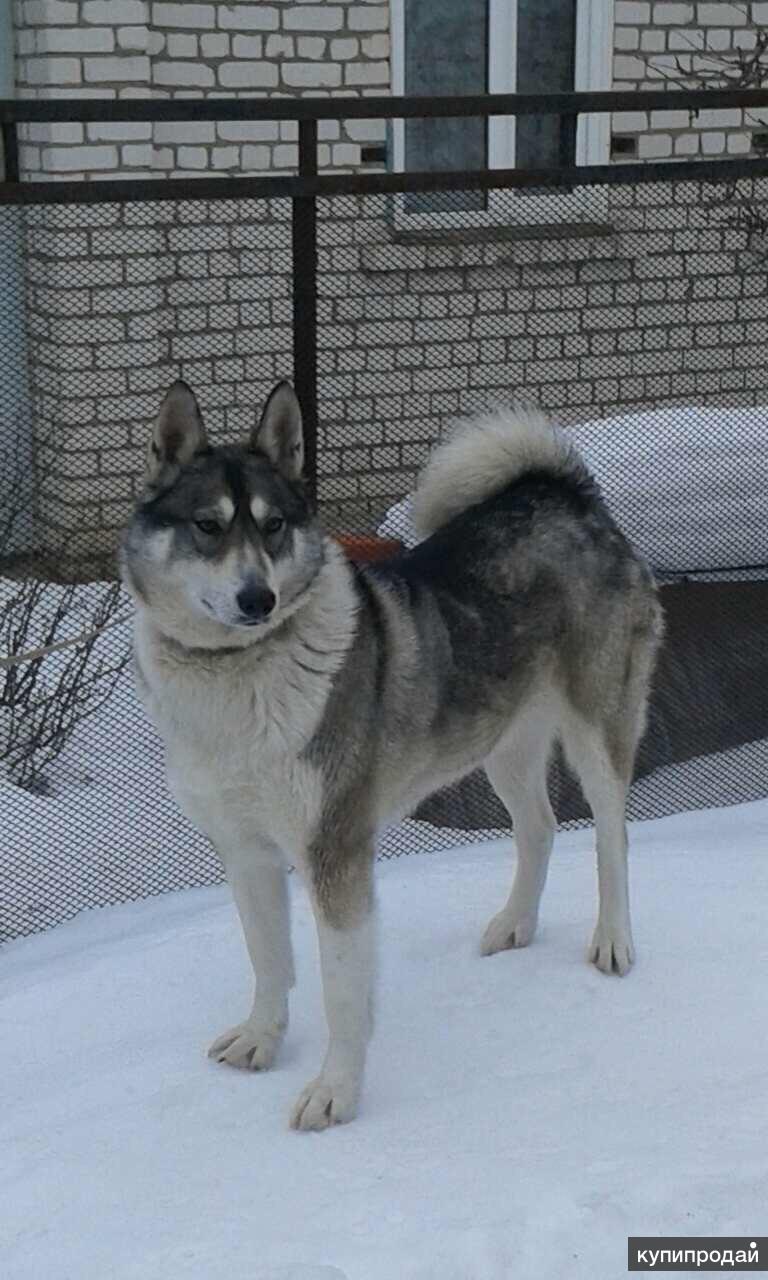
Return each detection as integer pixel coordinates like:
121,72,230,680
158,632,267,661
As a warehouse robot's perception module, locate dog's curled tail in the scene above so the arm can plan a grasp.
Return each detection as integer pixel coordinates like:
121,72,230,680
411,403,589,538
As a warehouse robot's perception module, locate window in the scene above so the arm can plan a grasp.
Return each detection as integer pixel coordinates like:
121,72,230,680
390,0,612,227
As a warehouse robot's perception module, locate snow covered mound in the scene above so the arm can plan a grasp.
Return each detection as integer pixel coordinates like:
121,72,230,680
4,800,768,1280
380,404,768,575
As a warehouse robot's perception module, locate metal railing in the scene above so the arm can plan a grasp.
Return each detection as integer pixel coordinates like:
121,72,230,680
4,87,768,501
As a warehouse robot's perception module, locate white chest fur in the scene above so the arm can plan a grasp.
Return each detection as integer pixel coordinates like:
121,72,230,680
132,552,358,859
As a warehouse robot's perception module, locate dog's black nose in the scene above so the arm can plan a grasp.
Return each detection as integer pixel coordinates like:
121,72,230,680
236,584,276,623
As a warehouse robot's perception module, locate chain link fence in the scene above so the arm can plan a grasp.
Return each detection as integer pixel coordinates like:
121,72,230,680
3,164,768,942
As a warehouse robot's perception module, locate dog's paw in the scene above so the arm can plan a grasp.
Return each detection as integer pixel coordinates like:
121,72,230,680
208,1018,285,1071
589,923,635,976
480,908,538,956
289,1075,360,1132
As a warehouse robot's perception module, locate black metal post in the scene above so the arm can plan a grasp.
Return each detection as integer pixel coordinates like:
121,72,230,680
560,114,577,171
292,119,318,503
1,121,19,182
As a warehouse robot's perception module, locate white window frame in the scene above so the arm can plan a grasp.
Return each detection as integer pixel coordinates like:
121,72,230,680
389,0,613,229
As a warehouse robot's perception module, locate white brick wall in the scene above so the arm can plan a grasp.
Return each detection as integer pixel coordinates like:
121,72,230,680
19,0,761,180
611,1,764,160
14,0,391,178
10,0,768,558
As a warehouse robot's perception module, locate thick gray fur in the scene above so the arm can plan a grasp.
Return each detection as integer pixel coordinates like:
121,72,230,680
121,382,664,1131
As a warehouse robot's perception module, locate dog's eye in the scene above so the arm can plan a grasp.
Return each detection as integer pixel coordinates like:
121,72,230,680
264,515,285,535
194,518,221,536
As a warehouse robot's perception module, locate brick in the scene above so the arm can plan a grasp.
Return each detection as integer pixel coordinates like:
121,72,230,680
166,33,198,58
96,340,161,369
615,1,650,17
297,36,326,58
612,111,648,132
347,5,388,31
168,225,230,251
155,121,215,143
29,227,89,255
697,3,746,22
668,27,704,49
613,55,646,80
265,34,294,57
696,108,742,128
345,60,388,85
331,142,359,166
653,3,694,21
701,28,731,50
218,121,278,142
614,26,640,49
38,27,115,53
177,145,209,169
117,26,149,51
218,5,279,30
641,30,666,51
218,61,278,88
24,0,78,22
272,144,298,168
674,132,700,154
42,144,118,170
153,61,215,86
83,55,150,82
362,33,389,58
232,35,263,58
331,37,359,59
346,118,386,141
27,121,84,143
25,57,82,84
152,2,214,26
282,62,341,88
201,33,229,57
650,109,691,128
121,143,152,165
283,6,344,31
701,130,726,154
83,0,147,20
638,133,673,157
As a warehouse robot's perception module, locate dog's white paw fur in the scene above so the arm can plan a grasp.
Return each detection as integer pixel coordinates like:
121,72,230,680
208,1018,286,1071
480,908,538,956
589,922,635,976
289,1075,360,1131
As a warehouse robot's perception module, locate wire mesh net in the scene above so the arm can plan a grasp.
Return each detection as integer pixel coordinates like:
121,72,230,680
2,169,768,941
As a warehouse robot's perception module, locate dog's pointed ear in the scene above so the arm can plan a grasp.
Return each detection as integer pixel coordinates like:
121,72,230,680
147,381,208,481
251,381,304,481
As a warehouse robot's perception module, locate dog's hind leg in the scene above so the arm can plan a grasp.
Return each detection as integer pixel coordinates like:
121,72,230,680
209,846,294,1071
290,848,375,1132
480,704,557,957
560,714,636,976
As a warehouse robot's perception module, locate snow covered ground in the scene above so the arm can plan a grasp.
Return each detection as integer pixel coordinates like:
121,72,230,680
4,799,768,1280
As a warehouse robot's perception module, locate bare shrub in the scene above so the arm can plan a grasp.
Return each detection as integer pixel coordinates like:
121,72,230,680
0,431,131,794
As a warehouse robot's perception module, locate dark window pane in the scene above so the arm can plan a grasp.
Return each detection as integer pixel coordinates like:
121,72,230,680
404,0,488,212
516,0,577,168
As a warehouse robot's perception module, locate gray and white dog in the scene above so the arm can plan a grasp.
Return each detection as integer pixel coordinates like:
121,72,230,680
121,379,663,1130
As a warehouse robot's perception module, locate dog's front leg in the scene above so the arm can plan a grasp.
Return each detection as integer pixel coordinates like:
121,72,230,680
290,854,375,1131
209,848,294,1071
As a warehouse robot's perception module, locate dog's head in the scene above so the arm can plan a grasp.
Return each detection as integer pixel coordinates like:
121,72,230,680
121,379,324,644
